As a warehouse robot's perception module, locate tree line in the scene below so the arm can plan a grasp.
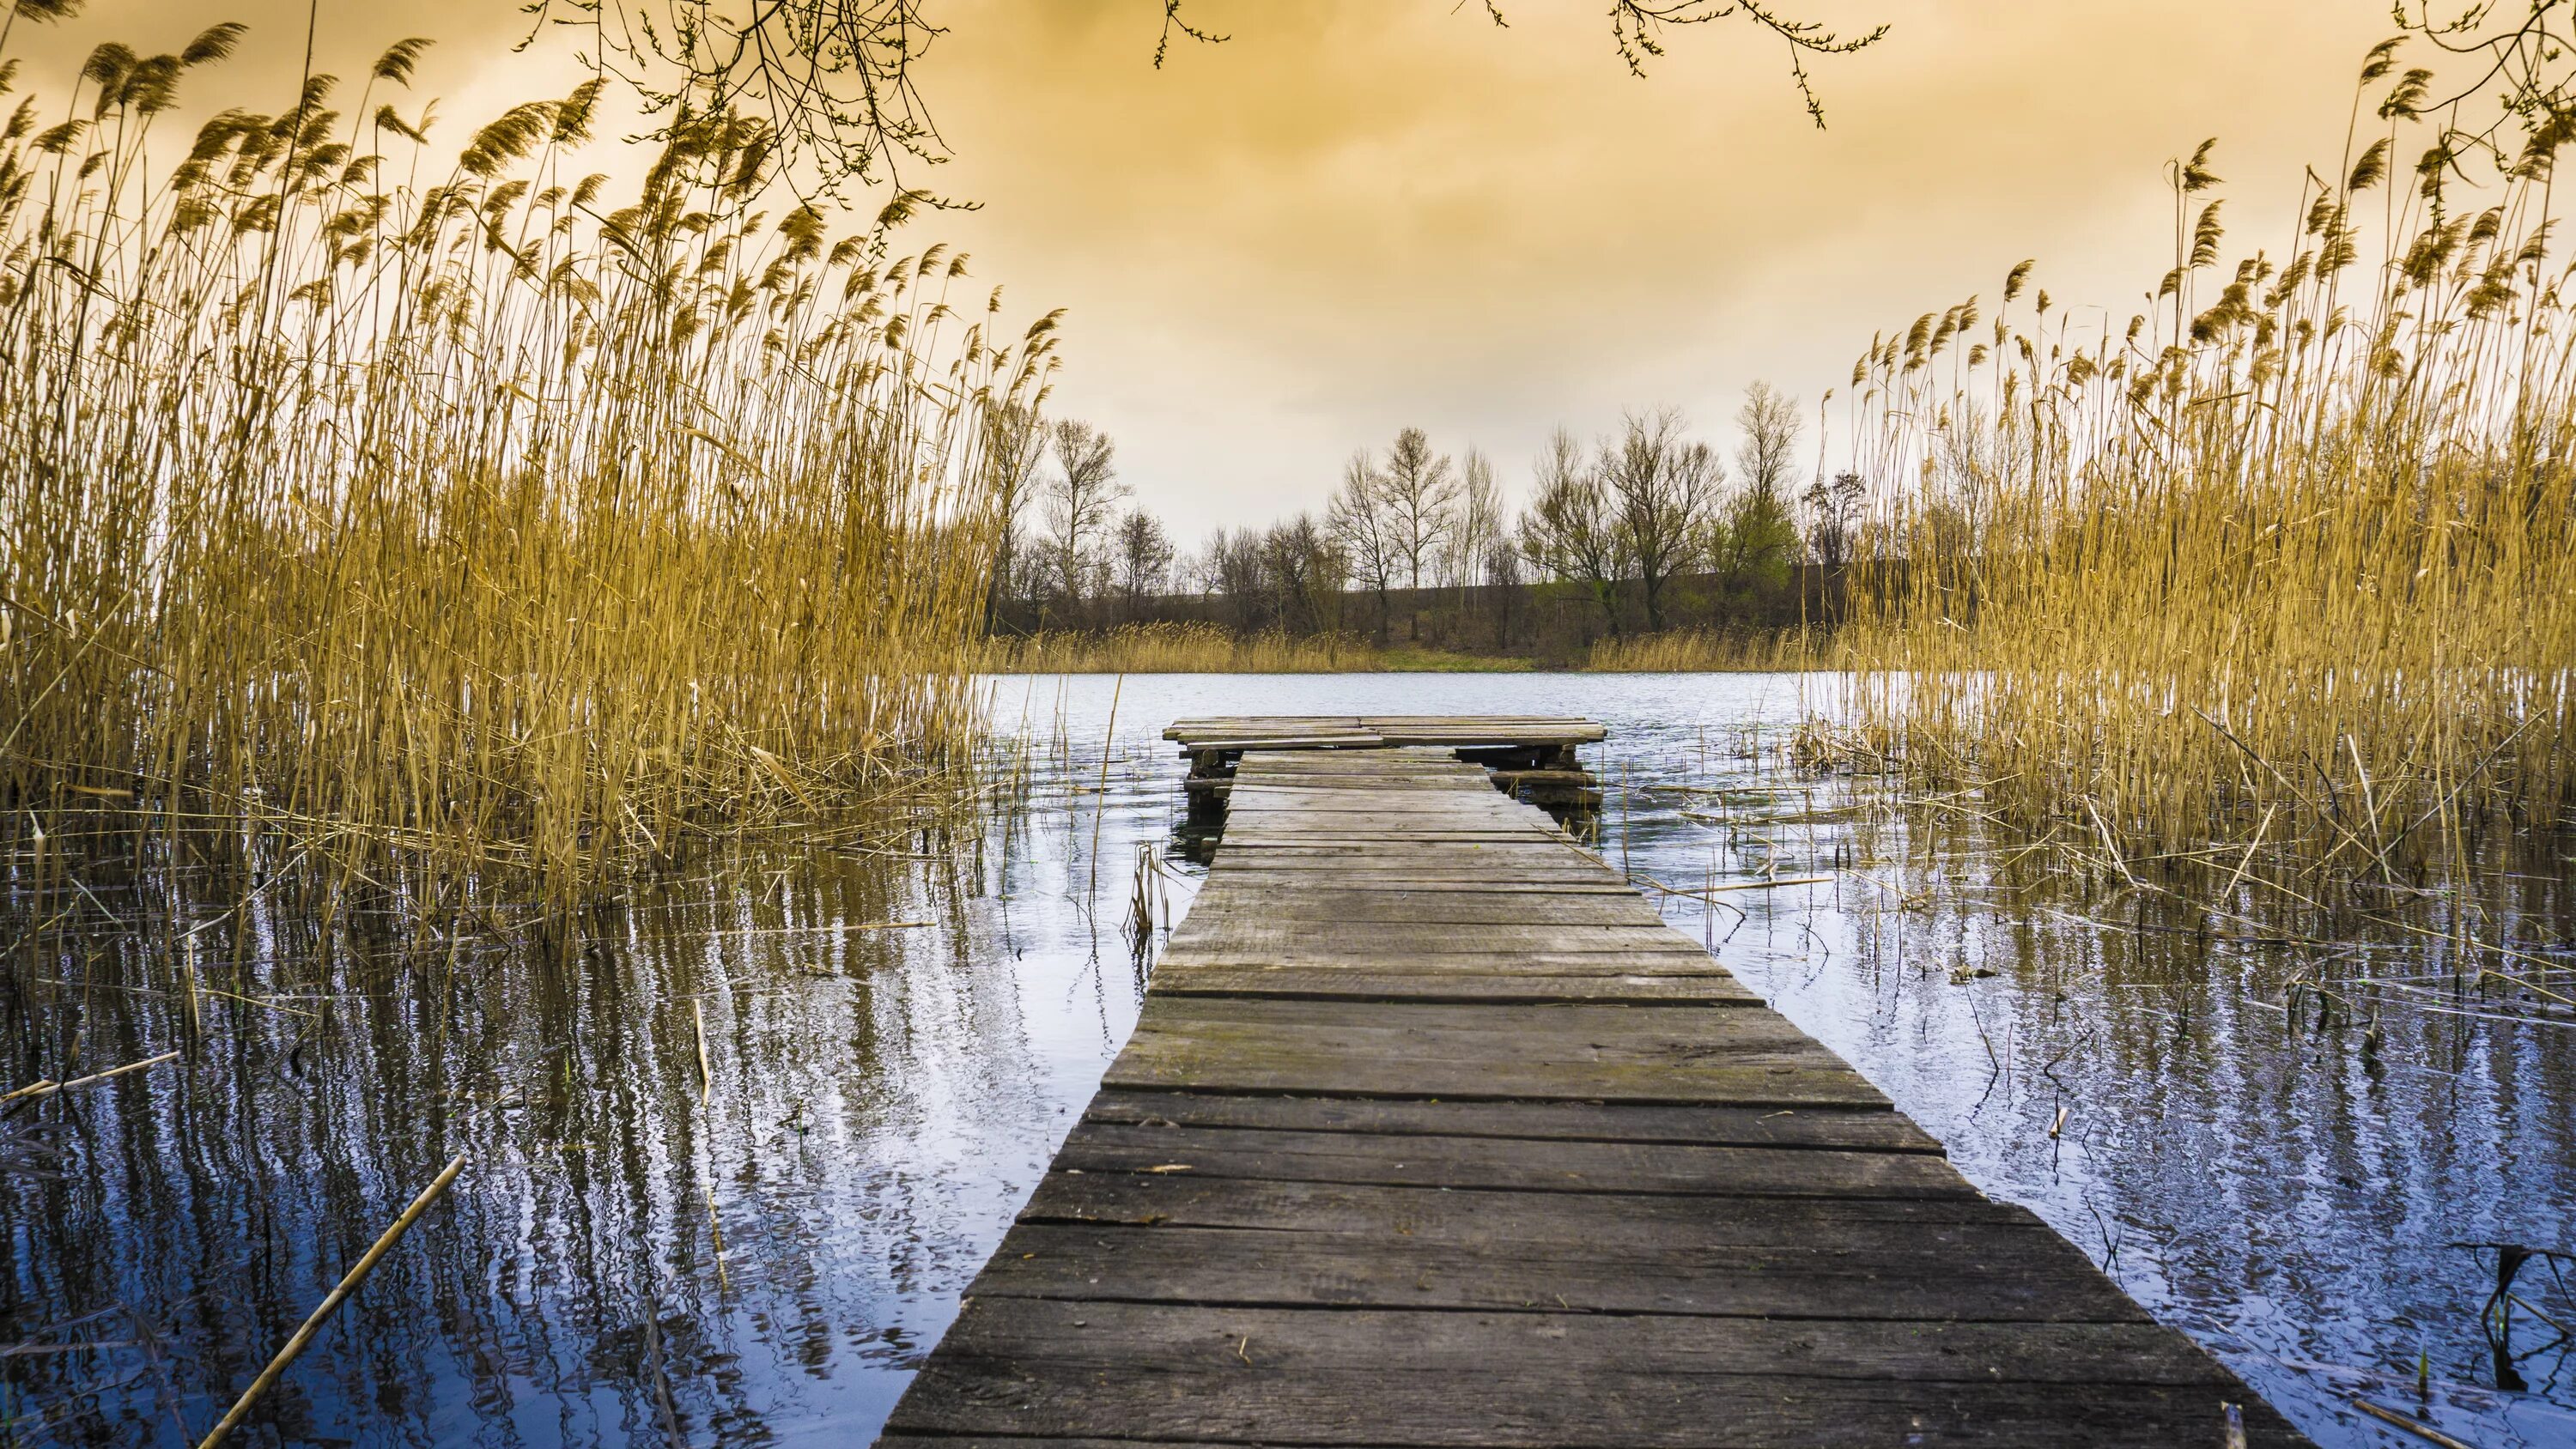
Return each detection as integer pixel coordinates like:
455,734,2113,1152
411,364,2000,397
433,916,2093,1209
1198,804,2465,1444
981,383,1872,653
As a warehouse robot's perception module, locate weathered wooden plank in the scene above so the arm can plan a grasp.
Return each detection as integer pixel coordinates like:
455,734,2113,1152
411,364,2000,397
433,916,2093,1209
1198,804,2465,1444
1110,1002,1868,1091
1236,789,1553,803
1168,716,1607,749
927,1300,2234,1384
1210,813,1558,828
1236,765,1491,778
1157,949,1741,973
1125,996,1805,1039
1076,1092,1935,1150
1206,834,1575,849
1208,843,1606,862
1049,1122,1945,1194
888,1302,2311,1446
1228,746,1485,759
1220,787,1492,798
1371,724,1605,740
1178,737,1387,751
1235,767,1487,778
881,1439,1252,1449
889,1369,2303,1448
974,1221,2148,1322
1177,894,1668,926
1221,794,1519,805
1219,817,1554,834
1224,817,1556,828
1200,860,1622,879
1175,931,1710,962
1100,1052,1884,1106
1195,879,1637,896
1147,968,1757,1003
1014,1173,2000,1239
1198,876,1637,894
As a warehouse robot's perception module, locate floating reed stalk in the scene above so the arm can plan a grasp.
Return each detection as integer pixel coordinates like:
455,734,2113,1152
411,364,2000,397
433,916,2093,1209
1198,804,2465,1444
197,1154,468,1448
0,1049,179,1106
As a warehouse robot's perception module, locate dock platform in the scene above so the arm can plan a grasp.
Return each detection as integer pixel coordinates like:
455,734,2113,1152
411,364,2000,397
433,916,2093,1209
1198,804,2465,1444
879,720,2314,1448
1169,714,1607,845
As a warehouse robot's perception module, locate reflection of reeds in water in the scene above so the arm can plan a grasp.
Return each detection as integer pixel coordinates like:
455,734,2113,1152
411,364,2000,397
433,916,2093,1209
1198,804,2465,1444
1837,46,2573,875
0,24,1052,892
0,830,1029,1442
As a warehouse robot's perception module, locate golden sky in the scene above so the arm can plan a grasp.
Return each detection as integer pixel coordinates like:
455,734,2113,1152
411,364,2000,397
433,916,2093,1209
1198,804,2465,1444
21,1,2393,539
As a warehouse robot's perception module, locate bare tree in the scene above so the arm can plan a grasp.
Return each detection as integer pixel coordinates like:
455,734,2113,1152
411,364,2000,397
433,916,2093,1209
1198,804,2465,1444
1327,449,1401,643
1375,427,1458,641
1801,469,1867,571
1112,506,1175,620
1200,527,1267,631
1443,447,1506,590
1040,420,1124,623
1263,512,1346,637
1519,427,1627,639
1735,381,1802,500
1600,408,1720,634
980,401,1048,631
1181,530,1225,602
1709,382,1804,600
1480,523,1526,650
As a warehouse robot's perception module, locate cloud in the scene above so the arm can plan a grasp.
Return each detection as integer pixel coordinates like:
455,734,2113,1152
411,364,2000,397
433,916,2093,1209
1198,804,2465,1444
14,0,2395,540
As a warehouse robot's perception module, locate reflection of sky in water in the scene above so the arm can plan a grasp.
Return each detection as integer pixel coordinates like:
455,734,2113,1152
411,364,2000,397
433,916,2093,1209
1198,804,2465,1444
0,671,2567,1447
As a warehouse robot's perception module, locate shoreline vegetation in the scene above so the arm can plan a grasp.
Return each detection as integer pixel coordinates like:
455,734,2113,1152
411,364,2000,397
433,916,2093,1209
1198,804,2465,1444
975,621,1819,674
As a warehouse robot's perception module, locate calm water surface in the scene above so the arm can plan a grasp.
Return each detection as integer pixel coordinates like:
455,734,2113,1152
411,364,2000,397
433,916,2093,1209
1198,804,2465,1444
0,672,2567,1446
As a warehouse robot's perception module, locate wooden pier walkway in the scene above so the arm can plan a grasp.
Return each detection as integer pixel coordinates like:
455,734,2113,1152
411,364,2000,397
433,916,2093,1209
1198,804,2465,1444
879,723,2314,1448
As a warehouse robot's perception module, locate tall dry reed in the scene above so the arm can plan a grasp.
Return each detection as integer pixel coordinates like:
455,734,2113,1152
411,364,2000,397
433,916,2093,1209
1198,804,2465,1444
1838,41,2575,873
0,26,1054,890
981,622,1377,673
1585,628,1817,672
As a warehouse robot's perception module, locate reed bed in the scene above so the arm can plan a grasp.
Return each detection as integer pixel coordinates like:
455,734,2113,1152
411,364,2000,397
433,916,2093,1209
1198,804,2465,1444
1838,44,2576,876
0,29,1053,891
983,622,1384,673
1584,628,1819,672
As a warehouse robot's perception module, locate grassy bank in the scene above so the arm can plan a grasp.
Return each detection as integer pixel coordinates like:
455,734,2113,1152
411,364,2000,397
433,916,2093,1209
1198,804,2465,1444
980,622,1538,673
978,621,1838,673
0,32,1048,889
1838,46,2574,873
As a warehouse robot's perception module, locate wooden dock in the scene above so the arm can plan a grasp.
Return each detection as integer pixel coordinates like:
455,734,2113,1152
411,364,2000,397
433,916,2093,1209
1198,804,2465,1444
1170,715,1606,849
879,722,2315,1448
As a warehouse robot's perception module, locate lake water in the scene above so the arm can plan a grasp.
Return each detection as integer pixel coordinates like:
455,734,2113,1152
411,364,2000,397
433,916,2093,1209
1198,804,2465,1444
1,672,2568,1447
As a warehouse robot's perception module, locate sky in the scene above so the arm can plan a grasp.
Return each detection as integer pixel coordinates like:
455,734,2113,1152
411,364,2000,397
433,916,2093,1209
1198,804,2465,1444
17,0,2397,542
